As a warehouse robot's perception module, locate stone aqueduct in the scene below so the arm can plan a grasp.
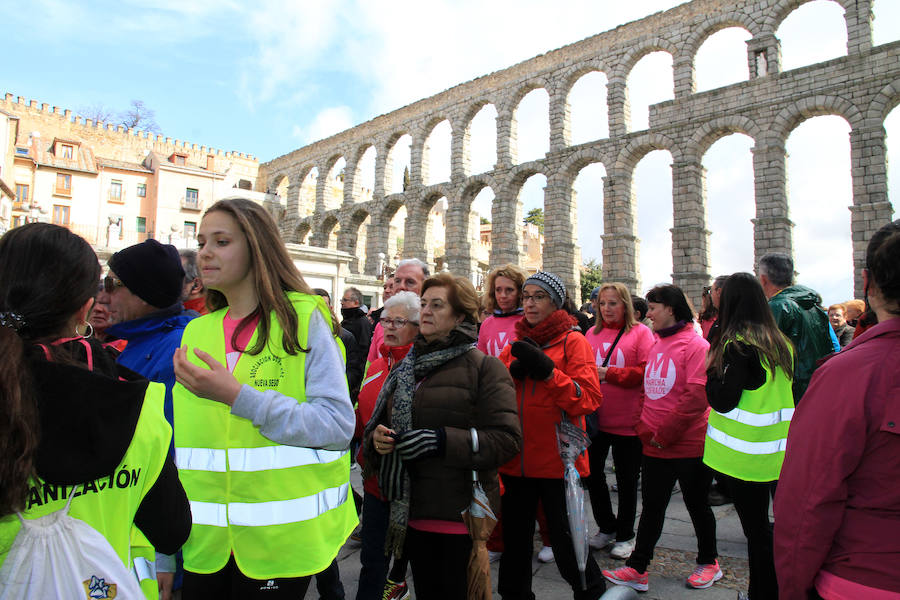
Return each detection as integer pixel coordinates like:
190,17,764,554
260,0,899,302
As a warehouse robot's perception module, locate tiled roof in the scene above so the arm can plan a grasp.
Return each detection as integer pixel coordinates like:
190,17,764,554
32,140,97,174
97,157,152,173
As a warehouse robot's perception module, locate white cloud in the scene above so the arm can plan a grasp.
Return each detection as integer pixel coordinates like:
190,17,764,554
301,106,356,145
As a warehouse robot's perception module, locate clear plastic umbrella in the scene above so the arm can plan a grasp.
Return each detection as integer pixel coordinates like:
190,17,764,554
556,412,591,591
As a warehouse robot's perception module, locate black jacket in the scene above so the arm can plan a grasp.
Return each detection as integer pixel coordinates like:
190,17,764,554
26,339,191,554
341,307,373,356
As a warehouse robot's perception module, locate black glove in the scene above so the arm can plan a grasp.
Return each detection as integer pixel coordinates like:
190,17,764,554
509,359,528,380
511,339,555,380
395,428,446,461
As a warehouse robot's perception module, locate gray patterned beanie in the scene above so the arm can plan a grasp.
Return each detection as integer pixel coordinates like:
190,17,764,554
523,271,566,308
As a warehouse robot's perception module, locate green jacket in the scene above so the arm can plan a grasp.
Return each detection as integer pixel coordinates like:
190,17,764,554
768,285,833,404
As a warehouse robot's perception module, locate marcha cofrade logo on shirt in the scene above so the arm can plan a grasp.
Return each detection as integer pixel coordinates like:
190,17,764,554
644,352,676,400
249,355,285,388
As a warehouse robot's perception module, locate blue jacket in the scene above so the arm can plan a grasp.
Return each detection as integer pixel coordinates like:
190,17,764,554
107,305,195,444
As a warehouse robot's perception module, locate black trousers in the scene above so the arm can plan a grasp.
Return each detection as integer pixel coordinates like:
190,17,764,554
627,455,717,573
586,431,642,541
717,473,778,599
498,475,606,600
182,555,311,599
404,528,471,600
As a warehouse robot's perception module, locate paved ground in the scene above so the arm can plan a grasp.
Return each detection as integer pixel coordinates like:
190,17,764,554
316,461,750,600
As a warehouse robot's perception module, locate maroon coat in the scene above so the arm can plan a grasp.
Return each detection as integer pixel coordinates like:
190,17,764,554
774,317,900,597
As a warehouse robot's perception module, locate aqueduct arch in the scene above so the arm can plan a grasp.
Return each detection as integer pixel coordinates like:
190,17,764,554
262,0,897,302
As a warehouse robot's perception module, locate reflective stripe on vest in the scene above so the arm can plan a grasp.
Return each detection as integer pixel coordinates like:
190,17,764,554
133,556,157,582
705,424,789,455
176,446,348,472
174,292,358,579
190,482,349,527
703,340,794,482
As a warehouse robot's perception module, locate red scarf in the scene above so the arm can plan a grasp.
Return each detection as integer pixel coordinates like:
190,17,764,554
515,309,576,346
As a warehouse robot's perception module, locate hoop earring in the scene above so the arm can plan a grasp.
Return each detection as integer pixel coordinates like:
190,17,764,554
76,321,94,339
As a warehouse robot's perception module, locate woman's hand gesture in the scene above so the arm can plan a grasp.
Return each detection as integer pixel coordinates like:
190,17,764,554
174,345,243,406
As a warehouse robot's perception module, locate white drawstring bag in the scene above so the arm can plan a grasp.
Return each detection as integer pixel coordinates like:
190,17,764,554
0,490,144,599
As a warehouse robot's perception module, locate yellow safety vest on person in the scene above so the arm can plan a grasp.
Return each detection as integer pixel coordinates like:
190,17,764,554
173,292,357,580
0,383,171,582
130,527,158,600
703,341,794,482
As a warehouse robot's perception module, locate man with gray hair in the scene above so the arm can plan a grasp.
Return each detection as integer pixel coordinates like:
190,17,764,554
179,248,207,315
758,252,835,404
366,258,430,364
341,286,372,358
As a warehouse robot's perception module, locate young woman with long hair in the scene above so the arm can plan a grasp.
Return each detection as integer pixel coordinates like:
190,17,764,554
703,272,794,600
0,223,190,597
172,197,357,599
603,284,720,593
583,283,655,560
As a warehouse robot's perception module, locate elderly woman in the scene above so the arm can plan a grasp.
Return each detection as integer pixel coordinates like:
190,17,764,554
363,273,521,600
355,291,419,600
496,271,607,600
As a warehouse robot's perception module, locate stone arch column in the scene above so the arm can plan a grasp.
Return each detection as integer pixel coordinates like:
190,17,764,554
410,129,428,188
364,208,391,277
402,197,431,263
342,152,359,207
444,190,478,278
450,118,469,181
601,168,639,292
672,53,695,99
671,157,711,303
496,108,517,168
548,86,570,152
844,0,873,55
751,136,792,267
490,180,523,267
746,33,780,78
281,176,304,241
606,75,630,139
543,175,580,295
375,138,392,197
849,122,892,296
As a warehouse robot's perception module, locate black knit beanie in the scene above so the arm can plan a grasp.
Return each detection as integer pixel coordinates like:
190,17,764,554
108,239,185,309
523,271,566,309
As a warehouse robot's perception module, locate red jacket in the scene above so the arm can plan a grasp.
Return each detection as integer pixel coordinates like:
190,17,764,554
498,329,602,478
355,342,412,498
774,317,900,598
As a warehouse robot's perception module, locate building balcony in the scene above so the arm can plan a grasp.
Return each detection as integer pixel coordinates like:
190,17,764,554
54,186,72,197
181,196,201,211
108,192,125,204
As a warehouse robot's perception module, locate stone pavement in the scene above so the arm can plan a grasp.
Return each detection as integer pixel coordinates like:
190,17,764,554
318,462,751,600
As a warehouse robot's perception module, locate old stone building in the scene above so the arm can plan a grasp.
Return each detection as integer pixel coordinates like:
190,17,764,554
0,94,263,250
261,0,898,304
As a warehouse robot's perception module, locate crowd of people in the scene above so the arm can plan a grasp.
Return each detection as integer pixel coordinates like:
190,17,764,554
0,202,898,600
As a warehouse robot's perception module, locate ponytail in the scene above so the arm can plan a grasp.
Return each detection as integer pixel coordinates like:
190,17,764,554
0,326,39,515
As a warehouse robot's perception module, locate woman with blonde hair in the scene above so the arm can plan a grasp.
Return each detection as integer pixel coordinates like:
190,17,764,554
172,198,357,598
583,282,655,560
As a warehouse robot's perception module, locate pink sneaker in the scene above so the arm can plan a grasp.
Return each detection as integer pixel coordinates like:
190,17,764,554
602,566,649,592
685,560,722,589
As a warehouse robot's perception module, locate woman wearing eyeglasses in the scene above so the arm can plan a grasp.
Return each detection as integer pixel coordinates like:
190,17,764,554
354,291,419,600
496,271,607,600
364,274,521,599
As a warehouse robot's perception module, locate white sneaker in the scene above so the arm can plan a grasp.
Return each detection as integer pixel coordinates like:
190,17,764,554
537,545,554,563
488,550,502,563
589,531,615,550
610,537,635,559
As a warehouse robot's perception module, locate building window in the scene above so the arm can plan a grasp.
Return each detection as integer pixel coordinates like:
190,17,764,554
183,188,199,210
15,184,29,206
137,183,146,198
55,173,72,196
183,221,197,240
52,205,70,226
15,147,29,156
109,180,123,203
60,144,74,159
136,216,146,233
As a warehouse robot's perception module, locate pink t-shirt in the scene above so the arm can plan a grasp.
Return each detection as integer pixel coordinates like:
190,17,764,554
477,313,524,357
584,323,655,436
815,570,900,600
223,311,260,372
640,326,710,457
366,322,384,364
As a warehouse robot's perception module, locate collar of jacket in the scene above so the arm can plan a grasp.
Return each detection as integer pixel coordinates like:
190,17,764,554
106,303,191,340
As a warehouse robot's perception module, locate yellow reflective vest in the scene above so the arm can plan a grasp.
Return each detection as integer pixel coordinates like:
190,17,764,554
703,342,794,482
0,383,171,586
173,292,357,579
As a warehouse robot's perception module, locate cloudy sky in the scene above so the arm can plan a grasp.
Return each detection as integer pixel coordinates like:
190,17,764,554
7,0,899,303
